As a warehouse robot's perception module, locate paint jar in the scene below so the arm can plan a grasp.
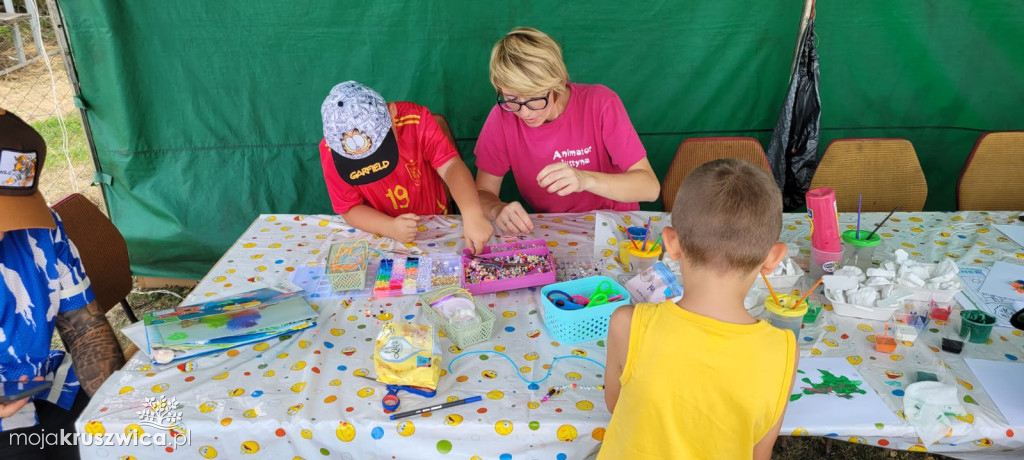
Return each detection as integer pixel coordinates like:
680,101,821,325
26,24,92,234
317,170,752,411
959,310,996,344
627,244,663,274
763,294,809,340
627,226,648,242
840,230,881,271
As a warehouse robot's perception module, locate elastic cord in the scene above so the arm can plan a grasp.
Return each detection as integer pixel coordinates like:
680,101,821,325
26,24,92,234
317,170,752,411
446,351,605,390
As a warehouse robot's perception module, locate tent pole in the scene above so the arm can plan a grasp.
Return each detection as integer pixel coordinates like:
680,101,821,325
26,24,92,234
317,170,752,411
45,0,110,212
790,0,816,76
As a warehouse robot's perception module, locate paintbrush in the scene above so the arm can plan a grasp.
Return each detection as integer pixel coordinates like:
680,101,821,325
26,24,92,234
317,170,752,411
856,194,862,239
643,217,652,251
625,229,640,250
865,205,899,240
760,272,782,308
648,235,664,252
795,277,824,310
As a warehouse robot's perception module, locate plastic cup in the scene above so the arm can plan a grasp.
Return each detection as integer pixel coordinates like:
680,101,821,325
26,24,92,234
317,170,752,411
618,241,634,266
809,247,843,279
627,244,663,274
840,230,881,271
959,310,996,344
763,294,809,339
929,297,954,321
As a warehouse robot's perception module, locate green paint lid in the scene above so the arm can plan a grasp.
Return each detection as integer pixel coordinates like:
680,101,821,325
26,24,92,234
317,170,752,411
841,229,881,247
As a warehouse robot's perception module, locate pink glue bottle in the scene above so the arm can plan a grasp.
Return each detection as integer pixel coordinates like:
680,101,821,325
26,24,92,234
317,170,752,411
805,188,842,279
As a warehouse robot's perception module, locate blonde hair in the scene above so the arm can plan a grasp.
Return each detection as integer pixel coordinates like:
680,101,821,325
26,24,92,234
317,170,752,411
671,159,783,274
489,27,569,99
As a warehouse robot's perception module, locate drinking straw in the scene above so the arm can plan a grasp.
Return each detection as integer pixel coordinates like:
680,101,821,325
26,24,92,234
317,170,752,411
795,277,824,310
760,272,782,308
865,205,900,240
856,194,862,239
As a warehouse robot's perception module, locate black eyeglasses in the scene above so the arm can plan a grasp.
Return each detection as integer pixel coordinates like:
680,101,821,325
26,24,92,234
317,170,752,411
496,92,550,112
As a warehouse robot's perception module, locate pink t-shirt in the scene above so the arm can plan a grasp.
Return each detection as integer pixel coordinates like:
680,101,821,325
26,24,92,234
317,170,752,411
474,83,647,213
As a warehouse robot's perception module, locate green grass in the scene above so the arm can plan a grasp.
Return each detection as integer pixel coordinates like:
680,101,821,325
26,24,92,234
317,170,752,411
31,114,91,171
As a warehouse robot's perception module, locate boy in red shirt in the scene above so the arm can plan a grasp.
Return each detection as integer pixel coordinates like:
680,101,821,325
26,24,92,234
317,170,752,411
319,82,491,253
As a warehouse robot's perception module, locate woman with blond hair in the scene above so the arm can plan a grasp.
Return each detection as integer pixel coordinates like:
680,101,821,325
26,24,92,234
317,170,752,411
475,27,659,234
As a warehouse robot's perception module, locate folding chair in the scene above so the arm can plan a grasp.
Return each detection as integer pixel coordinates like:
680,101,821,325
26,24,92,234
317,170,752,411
661,137,773,212
956,131,1024,210
51,193,137,323
809,138,927,212
433,114,458,154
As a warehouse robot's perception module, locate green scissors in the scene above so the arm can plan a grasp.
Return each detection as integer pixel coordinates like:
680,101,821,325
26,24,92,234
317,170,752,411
588,280,621,307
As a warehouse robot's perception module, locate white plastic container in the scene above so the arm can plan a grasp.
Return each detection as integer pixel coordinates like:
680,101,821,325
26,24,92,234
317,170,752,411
826,291,899,321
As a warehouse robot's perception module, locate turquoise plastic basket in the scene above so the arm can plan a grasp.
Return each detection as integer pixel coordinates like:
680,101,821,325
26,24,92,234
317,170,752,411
541,276,631,344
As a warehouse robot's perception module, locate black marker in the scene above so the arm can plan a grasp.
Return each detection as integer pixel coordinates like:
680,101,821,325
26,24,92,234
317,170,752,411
389,396,483,420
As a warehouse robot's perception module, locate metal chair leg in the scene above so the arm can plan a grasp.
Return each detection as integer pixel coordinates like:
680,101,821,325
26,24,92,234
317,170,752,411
121,299,139,323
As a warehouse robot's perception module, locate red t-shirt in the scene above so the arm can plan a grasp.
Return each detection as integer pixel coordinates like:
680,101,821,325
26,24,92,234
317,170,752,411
319,102,456,216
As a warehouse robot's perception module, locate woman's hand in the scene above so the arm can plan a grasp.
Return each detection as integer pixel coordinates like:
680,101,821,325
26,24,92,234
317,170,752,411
537,162,591,196
495,202,534,235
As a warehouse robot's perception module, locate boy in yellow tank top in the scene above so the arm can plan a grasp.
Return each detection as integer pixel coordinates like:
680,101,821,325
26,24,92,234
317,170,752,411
599,159,799,460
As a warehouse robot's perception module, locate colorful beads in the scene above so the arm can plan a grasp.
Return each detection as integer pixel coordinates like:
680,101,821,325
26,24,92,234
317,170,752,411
464,253,552,284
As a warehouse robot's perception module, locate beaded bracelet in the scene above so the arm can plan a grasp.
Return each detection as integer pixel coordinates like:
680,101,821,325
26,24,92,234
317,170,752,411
540,383,605,402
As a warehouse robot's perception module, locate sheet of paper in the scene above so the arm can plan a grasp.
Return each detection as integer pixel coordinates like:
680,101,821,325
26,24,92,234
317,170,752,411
152,296,316,346
782,357,902,430
964,359,1024,425
956,268,1022,328
993,224,1024,249
978,261,1024,302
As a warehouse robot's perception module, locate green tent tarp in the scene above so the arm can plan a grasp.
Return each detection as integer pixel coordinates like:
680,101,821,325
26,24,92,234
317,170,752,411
57,1,1024,279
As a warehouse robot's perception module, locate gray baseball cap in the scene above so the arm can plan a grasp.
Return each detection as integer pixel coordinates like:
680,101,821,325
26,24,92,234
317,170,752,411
321,81,392,159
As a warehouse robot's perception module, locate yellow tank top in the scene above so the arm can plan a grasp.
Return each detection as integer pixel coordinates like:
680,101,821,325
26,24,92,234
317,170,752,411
598,301,795,460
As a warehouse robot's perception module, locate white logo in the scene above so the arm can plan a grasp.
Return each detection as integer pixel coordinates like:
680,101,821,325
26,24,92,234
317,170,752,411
137,396,184,431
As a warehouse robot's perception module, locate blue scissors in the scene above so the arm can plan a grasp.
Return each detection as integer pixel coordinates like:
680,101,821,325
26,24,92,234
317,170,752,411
547,290,586,311
358,375,436,413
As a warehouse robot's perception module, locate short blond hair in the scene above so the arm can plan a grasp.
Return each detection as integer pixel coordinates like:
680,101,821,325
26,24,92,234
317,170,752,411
489,27,569,99
671,159,783,274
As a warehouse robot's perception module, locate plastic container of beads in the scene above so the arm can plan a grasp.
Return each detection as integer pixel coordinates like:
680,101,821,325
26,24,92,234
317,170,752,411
419,254,463,290
420,288,496,348
326,240,371,292
462,240,555,295
372,258,403,297
553,256,605,282
541,276,631,344
373,255,464,297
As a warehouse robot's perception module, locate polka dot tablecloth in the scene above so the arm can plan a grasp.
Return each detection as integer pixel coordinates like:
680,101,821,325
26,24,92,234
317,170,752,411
76,211,1024,459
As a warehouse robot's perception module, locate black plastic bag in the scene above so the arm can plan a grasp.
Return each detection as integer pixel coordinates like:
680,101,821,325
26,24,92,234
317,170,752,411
767,19,821,211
